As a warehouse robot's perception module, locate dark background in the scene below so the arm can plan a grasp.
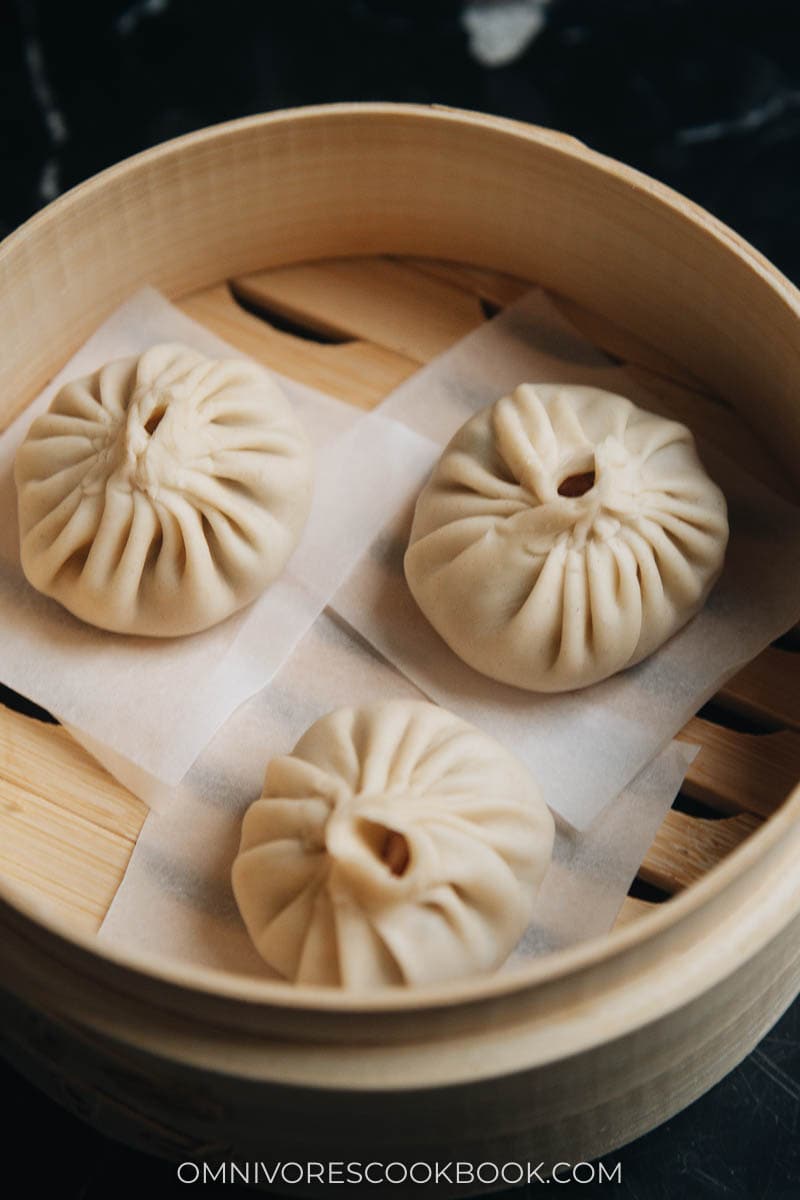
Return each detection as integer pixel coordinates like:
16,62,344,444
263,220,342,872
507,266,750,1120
3,1,800,1196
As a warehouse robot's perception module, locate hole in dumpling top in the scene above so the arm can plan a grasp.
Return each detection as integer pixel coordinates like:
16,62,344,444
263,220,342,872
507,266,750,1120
144,403,168,436
557,453,597,498
357,818,410,877
558,470,596,498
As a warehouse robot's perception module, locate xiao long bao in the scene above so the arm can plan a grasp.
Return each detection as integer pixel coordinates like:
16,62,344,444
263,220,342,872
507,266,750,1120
14,343,314,637
232,700,554,988
404,383,729,692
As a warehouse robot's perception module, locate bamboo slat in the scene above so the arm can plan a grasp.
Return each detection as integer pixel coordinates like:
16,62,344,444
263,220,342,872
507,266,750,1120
398,256,530,309
641,809,762,894
680,717,800,819
0,707,146,931
233,258,485,361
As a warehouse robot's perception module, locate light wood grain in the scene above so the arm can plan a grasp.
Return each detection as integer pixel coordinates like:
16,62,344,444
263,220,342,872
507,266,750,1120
0,707,145,840
0,776,133,931
234,257,485,362
0,706,146,931
641,809,762,894
399,255,530,308
680,716,800,819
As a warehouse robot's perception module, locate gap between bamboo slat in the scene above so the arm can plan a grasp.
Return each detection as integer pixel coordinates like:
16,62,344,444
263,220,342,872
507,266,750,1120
717,648,800,732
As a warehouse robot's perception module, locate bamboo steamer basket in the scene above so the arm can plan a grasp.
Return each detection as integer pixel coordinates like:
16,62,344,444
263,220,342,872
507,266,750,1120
2,103,800,1193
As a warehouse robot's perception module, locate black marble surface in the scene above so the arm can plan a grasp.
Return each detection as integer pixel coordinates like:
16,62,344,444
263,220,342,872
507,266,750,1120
3,1,800,1196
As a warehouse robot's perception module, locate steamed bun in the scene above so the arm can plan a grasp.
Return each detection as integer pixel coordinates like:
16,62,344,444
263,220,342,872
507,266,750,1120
14,343,313,637
232,700,554,989
404,383,728,692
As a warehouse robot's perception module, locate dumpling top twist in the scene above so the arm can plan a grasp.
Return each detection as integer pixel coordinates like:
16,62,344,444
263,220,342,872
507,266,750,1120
232,700,554,989
14,343,314,637
404,383,729,692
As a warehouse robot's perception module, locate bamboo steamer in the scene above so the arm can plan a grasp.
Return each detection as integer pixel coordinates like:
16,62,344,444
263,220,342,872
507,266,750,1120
1,104,800,1193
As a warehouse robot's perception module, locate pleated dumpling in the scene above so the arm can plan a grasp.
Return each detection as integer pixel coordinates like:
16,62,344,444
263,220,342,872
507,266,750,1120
404,384,729,692
14,343,313,636
232,701,554,989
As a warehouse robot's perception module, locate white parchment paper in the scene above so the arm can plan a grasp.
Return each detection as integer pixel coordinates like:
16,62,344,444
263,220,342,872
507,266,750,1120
332,290,800,828
99,610,695,975
0,288,434,794
510,738,697,961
